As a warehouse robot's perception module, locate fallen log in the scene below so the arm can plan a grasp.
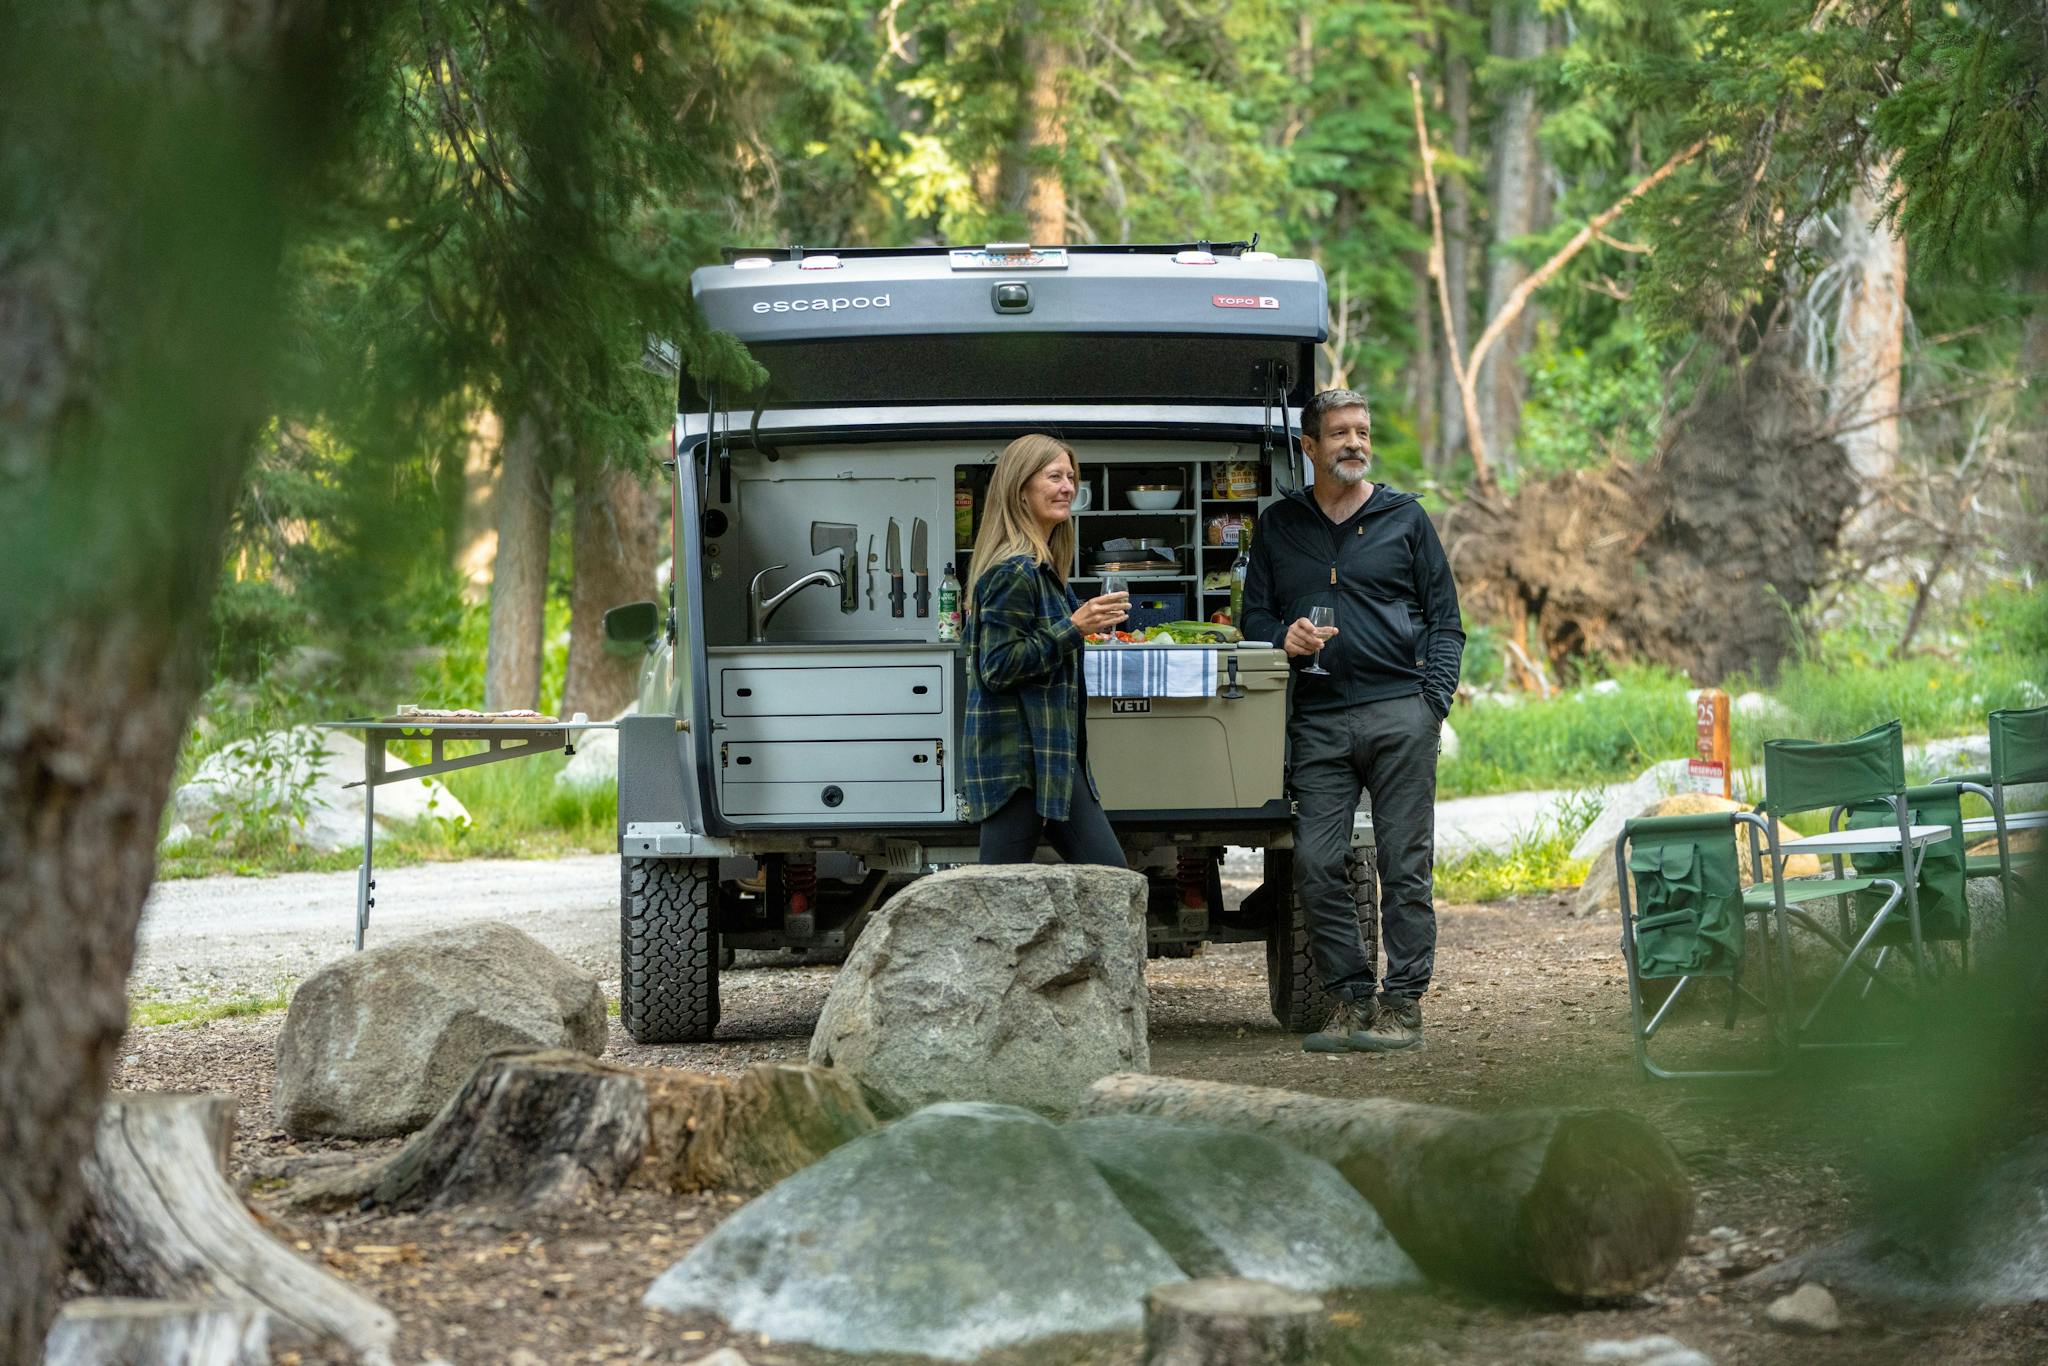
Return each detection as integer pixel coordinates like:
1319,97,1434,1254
292,1050,878,1213
1143,1278,1322,1366
68,1094,396,1362
1080,1075,1691,1301
44,1298,268,1366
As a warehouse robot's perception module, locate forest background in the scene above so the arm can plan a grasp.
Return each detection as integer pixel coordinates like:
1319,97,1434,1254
180,0,2048,871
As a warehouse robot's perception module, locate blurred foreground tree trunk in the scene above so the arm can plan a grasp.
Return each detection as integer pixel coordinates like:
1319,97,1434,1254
484,414,554,713
562,450,664,721
0,6,362,1357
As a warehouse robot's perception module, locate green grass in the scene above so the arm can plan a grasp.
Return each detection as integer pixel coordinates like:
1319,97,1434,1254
1439,664,1698,798
128,989,291,1028
1435,791,1599,901
157,748,614,880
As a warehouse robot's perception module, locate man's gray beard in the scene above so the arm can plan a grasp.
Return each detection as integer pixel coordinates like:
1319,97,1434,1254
1328,456,1370,485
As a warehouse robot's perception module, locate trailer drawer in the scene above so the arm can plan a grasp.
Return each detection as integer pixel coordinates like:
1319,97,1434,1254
720,665,944,717
722,739,940,783
718,739,946,816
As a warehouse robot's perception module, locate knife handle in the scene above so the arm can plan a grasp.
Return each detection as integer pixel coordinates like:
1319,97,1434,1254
914,572,930,618
890,572,905,618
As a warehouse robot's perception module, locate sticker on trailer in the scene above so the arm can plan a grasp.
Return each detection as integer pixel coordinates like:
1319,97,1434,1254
1110,698,1152,714
1212,294,1281,310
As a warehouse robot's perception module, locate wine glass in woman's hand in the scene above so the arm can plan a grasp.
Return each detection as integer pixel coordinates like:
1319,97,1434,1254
1101,574,1132,626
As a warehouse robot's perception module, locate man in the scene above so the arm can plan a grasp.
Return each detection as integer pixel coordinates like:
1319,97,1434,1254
1241,388,1464,1052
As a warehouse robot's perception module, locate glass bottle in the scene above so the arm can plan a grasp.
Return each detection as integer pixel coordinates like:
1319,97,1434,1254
936,563,962,642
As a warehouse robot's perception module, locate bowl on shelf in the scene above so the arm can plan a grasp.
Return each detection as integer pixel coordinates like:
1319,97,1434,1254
1125,484,1182,511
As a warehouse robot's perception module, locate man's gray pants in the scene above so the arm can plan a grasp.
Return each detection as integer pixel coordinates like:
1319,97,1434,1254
1290,693,1440,1005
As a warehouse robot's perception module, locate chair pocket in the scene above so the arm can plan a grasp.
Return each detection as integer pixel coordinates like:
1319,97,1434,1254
1629,843,1715,977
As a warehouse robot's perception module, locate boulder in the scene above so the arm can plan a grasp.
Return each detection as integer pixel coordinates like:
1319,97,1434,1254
1570,759,1697,864
808,864,1149,1117
1064,1114,1420,1292
643,1102,1185,1360
274,923,606,1138
1574,794,1820,917
172,727,468,853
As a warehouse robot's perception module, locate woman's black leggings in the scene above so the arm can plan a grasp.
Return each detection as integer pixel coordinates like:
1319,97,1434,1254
977,783,1126,867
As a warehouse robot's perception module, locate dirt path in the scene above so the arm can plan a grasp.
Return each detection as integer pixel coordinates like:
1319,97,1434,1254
109,891,2044,1366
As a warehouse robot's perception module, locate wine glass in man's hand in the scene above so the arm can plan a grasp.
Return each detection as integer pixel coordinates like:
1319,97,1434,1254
1302,605,1336,676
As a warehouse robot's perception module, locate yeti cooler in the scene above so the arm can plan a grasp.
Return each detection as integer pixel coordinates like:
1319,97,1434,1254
1083,644,1291,817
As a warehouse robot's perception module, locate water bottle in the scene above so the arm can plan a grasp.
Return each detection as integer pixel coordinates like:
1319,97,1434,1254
937,563,962,642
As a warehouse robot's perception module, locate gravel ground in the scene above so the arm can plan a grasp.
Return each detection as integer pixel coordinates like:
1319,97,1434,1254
104,883,2048,1366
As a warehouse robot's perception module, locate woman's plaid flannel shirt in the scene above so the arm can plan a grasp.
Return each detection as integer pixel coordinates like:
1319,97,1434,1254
962,555,1100,821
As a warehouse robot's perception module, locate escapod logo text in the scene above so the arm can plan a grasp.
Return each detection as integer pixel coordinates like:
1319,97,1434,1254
752,294,893,314
1212,294,1281,310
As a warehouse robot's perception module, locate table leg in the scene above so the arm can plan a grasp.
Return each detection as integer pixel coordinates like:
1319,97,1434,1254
355,739,383,951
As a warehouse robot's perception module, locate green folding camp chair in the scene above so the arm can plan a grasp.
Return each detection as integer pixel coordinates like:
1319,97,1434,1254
1844,782,1970,980
1744,720,1918,1043
1616,811,1784,1079
1945,705,2048,935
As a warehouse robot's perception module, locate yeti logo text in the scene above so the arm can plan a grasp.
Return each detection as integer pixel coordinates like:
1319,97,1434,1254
752,293,893,314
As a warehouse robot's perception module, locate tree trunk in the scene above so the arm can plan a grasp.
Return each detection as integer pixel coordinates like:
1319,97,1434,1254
1830,155,1906,531
290,1051,878,1213
455,408,503,605
44,1299,270,1366
1409,187,1441,457
1080,1074,1693,1301
0,9,345,1350
1436,2,1476,473
484,412,554,713
2020,266,2048,574
1479,0,1550,478
1008,22,1069,243
562,449,663,720
68,1094,396,1358
1143,1279,1322,1366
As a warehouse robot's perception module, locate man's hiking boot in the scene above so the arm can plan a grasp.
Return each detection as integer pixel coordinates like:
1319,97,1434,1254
1352,994,1424,1052
1302,995,1375,1053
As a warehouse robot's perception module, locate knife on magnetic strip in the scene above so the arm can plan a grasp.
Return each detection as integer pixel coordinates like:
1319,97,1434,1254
886,519,905,618
911,518,930,617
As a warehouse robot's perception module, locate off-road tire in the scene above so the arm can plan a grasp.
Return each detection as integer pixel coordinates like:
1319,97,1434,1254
620,856,719,1043
1264,848,1378,1032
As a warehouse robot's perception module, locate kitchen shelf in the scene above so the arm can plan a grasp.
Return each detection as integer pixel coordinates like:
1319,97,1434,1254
1074,508,1195,517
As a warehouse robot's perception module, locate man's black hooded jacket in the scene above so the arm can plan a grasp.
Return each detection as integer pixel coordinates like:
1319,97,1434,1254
1240,483,1465,718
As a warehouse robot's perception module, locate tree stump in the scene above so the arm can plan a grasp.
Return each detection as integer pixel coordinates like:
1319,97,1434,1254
68,1094,396,1362
1143,1278,1322,1366
1081,1074,1691,1301
291,1050,878,1213
44,1298,269,1366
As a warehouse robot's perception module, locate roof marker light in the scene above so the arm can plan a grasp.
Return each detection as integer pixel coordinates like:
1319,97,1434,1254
733,257,773,269
1174,249,1219,265
1242,251,1279,262
798,254,843,270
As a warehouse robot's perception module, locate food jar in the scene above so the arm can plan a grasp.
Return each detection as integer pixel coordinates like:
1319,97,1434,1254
1204,513,1244,547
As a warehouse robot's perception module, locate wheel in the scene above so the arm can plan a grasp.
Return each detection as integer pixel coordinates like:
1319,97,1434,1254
1263,848,1378,1032
620,856,719,1043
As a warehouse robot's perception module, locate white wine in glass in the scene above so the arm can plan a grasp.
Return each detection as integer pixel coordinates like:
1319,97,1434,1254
1302,605,1335,675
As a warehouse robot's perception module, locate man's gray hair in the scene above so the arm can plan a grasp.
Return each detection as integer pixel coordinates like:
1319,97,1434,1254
1301,387,1371,438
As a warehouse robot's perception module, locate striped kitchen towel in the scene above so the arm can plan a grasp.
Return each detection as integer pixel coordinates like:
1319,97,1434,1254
1081,645,1218,699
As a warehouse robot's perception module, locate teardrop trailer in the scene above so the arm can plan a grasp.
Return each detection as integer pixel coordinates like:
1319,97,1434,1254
592,241,1379,1043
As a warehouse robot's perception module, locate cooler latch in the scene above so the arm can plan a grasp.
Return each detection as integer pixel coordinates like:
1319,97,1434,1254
1220,654,1245,701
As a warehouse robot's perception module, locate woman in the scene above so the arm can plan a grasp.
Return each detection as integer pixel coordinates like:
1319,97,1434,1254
963,434,1130,865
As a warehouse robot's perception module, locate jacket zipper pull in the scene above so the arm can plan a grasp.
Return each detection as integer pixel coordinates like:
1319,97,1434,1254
1329,566,1337,586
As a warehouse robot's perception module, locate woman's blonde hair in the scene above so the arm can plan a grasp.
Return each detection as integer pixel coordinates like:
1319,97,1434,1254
967,434,1078,611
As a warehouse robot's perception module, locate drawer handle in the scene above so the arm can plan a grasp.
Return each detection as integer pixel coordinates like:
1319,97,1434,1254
913,754,929,764
911,685,929,695
736,756,753,765
736,687,754,697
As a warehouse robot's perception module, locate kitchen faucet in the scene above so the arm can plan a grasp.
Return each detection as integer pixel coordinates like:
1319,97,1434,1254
748,564,845,643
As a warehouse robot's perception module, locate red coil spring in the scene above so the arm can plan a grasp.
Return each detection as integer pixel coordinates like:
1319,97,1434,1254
785,858,819,917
